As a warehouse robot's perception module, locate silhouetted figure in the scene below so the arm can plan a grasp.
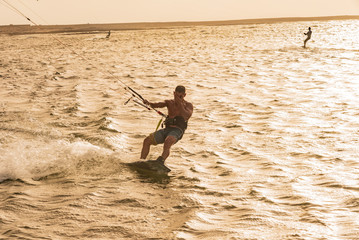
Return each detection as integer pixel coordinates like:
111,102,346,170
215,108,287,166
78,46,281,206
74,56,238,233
303,27,312,48
106,30,111,39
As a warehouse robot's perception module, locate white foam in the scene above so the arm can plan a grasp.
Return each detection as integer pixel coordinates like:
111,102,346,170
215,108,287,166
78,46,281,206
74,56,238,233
0,138,115,182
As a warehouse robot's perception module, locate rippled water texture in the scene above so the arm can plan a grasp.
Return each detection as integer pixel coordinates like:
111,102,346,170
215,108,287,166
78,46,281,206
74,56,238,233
1,20,359,239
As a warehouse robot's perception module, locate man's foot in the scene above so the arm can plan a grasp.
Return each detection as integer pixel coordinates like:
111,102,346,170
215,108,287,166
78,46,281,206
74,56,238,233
155,156,171,172
156,156,164,163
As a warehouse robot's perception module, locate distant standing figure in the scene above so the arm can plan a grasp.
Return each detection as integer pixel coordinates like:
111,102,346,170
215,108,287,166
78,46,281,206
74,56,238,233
303,27,312,48
106,30,111,39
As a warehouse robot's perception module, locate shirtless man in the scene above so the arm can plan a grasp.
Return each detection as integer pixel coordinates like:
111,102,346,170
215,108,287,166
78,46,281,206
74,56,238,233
303,27,312,48
140,85,193,164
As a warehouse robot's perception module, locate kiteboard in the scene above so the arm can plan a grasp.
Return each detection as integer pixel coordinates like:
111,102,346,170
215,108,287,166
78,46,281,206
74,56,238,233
128,160,171,175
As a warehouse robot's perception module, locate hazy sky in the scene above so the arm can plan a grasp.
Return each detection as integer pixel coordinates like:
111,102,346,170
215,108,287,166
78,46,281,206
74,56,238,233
1,0,359,25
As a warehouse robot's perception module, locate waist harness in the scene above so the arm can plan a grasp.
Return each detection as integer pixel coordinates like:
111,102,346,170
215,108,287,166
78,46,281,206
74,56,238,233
164,116,188,133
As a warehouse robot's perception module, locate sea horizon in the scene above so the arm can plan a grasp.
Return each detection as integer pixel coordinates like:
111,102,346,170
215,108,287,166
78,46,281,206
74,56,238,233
1,14,358,35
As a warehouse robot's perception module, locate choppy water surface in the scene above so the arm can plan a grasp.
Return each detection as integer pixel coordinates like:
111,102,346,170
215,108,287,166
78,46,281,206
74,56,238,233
1,20,359,239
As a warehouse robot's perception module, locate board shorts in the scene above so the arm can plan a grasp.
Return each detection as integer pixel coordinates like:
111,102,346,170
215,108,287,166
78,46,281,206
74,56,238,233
152,127,184,145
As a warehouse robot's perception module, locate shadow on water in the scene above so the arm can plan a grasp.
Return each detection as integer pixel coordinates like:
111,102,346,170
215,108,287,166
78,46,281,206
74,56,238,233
136,170,171,184
127,163,171,184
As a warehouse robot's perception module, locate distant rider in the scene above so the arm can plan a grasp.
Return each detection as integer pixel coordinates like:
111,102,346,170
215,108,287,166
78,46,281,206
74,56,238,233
140,85,193,164
303,27,312,48
106,30,111,39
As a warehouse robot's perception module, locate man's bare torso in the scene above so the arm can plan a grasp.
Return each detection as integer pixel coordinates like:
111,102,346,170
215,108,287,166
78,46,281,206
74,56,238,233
165,99,192,121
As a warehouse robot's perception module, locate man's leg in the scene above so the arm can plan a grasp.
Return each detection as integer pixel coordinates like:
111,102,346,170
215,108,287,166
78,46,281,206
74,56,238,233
160,135,177,162
140,134,155,159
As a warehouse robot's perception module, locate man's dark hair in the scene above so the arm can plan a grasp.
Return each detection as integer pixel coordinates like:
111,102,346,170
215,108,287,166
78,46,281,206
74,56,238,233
175,85,186,93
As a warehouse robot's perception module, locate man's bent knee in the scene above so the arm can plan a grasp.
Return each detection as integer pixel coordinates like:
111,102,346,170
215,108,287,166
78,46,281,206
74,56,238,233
144,133,156,146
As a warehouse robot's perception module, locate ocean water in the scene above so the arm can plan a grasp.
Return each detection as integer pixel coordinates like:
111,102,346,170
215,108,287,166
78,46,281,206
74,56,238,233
1,19,359,239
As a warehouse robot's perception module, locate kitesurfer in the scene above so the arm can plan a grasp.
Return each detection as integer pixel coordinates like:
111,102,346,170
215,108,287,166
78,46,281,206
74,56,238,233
106,30,111,39
140,85,193,163
303,27,312,48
